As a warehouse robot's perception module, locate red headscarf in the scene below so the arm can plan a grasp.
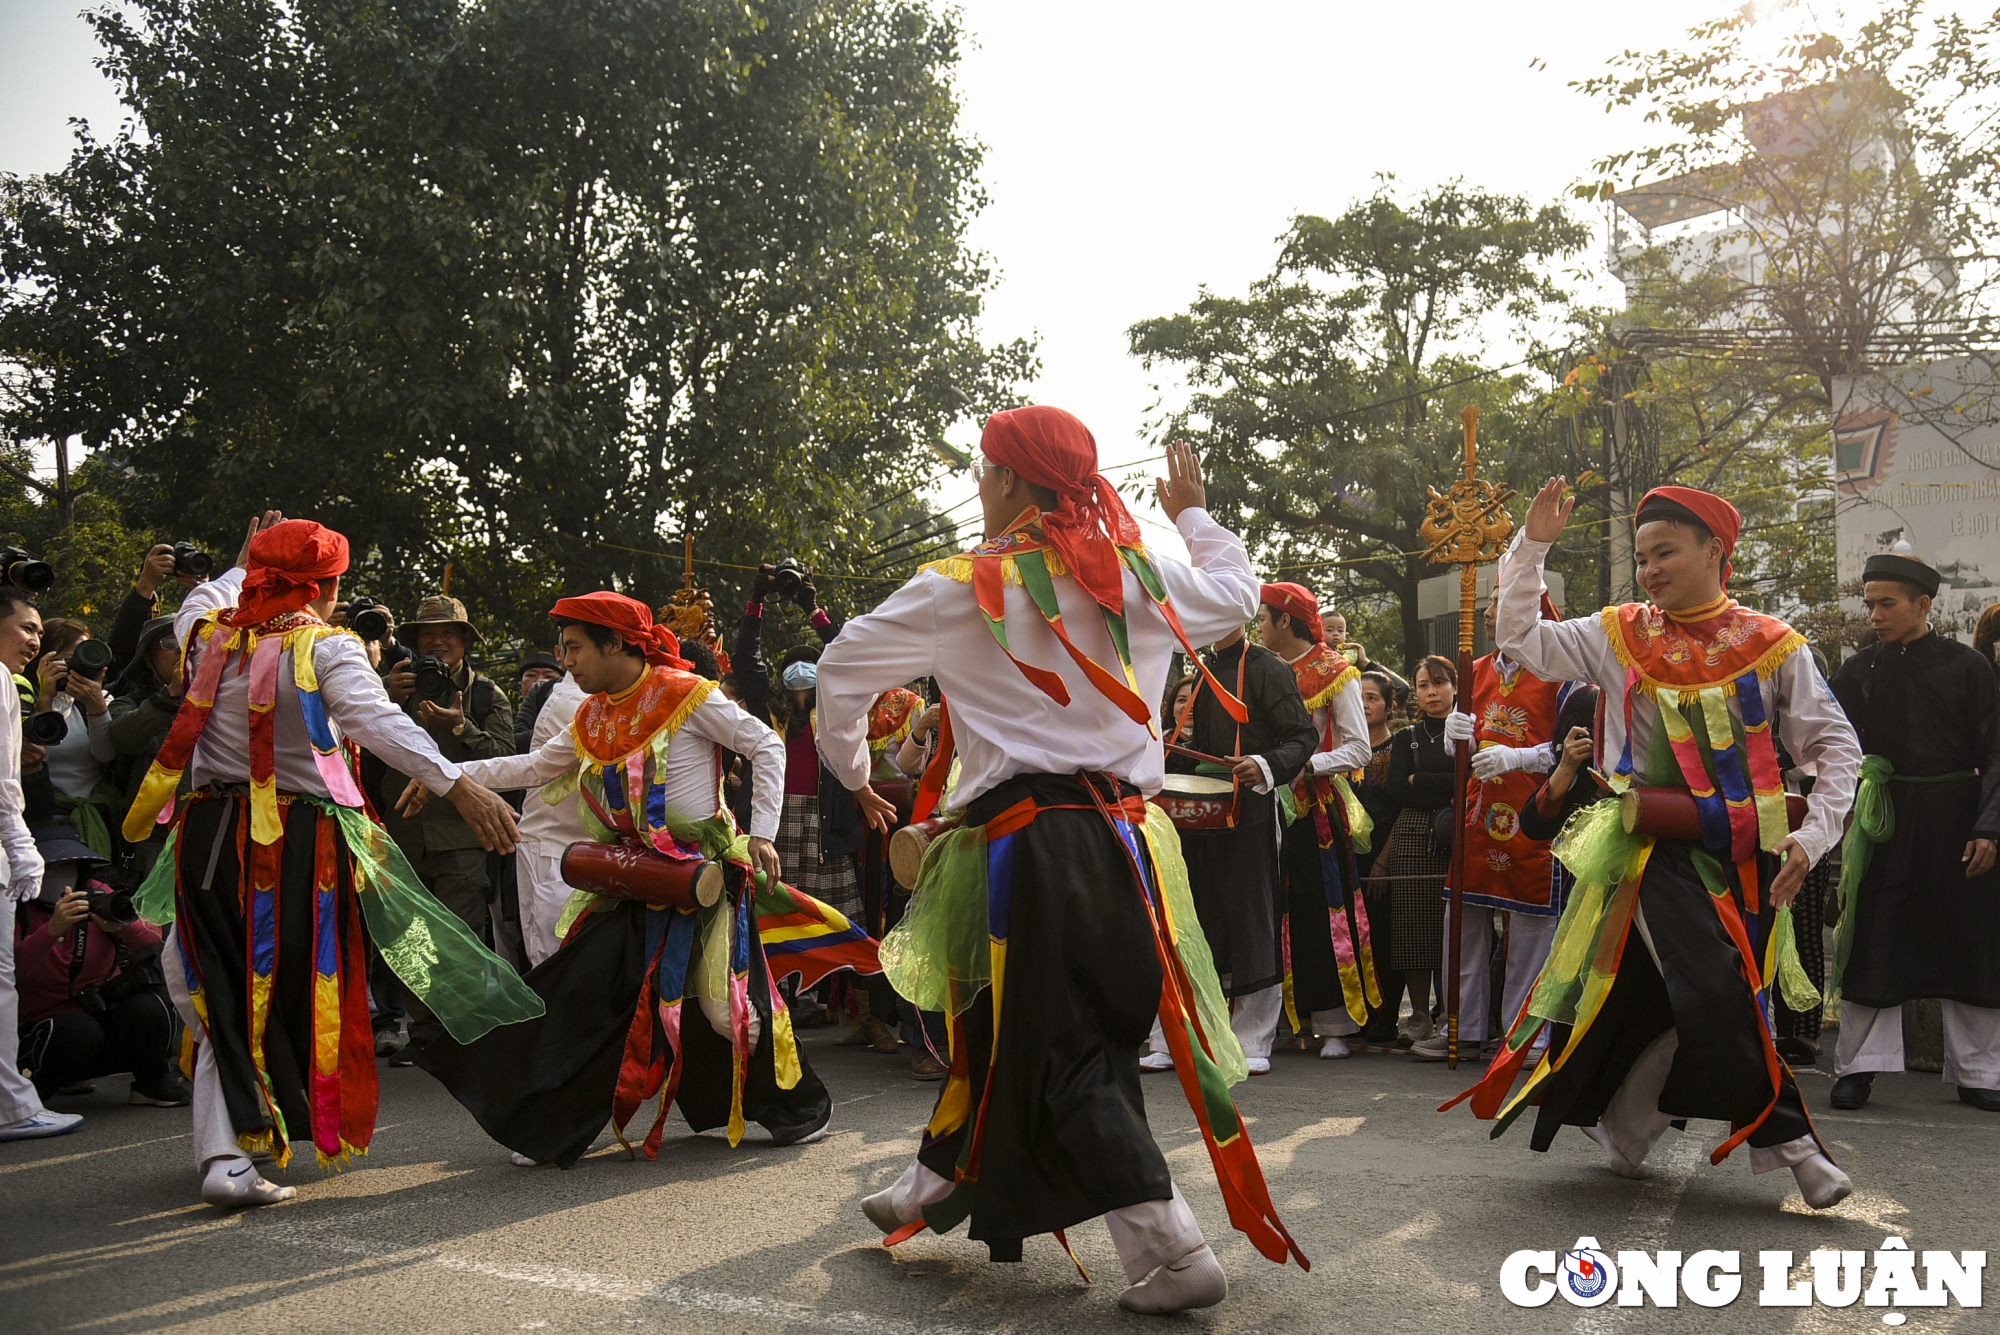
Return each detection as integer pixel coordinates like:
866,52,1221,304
980,406,1142,612
222,520,350,629
550,592,692,670
1259,581,1324,643
1635,486,1742,583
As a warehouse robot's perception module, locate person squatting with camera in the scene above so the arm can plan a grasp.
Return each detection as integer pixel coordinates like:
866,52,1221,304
15,826,189,1108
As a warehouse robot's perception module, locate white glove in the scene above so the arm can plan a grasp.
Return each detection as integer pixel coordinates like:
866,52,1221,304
1442,710,1475,755
8,870,42,901
1472,744,1531,781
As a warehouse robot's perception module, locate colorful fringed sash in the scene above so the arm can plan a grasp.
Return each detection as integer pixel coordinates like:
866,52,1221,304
1281,642,1379,1029
922,509,1246,727
1600,601,1805,866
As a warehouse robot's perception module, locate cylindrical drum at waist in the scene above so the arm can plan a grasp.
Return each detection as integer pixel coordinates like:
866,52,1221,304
1619,787,1807,842
561,841,725,910
890,816,956,891
1149,773,1237,831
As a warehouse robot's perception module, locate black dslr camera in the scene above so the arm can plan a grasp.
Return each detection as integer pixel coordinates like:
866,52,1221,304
344,595,392,642
410,654,455,703
171,541,214,579
770,557,809,602
25,639,114,745
1,546,54,593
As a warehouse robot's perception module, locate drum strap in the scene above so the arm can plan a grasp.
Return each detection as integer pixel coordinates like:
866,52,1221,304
1173,650,1248,827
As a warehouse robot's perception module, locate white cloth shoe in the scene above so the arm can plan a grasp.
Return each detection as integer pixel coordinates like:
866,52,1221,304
1318,1036,1351,1060
1793,1153,1854,1210
509,1151,540,1167
1409,1032,1451,1061
201,1156,295,1209
1582,1124,1653,1180
0,1110,83,1141
1118,1244,1228,1314
1138,1051,1175,1072
1245,1057,1271,1075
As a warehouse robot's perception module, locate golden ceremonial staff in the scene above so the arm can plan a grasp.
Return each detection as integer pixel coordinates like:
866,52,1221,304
1419,406,1515,1069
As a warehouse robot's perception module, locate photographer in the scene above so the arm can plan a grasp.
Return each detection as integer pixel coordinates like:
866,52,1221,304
28,622,120,862
108,542,210,679
512,650,563,754
107,617,183,875
15,829,187,1106
331,595,404,671
375,596,515,1054
730,561,840,832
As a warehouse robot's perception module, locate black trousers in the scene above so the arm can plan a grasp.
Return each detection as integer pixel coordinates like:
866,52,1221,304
21,992,176,1094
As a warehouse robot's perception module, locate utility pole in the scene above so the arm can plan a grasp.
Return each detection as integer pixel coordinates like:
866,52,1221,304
1606,358,1636,604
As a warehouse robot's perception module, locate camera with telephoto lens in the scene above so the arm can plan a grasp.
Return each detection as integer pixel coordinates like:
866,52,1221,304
1,546,54,593
344,595,392,642
25,709,66,746
170,541,213,579
770,557,808,602
410,653,455,703
67,638,112,683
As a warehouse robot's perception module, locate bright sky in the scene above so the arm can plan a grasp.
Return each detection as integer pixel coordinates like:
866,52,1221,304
1,0,1760,561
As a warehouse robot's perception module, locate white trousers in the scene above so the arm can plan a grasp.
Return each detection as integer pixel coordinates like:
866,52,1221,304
0,895,48,1124
1443,905,1558,1043
163,934,238,1168
1593,1026,1819,1175
874,1159,1205,1283
1149,982,1284,1061
1835,1000,2000,1090
516,849,571,967
1311,1007,1360,1039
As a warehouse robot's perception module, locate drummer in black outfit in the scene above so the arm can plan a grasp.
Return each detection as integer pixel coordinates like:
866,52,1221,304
1142,628,1316,1075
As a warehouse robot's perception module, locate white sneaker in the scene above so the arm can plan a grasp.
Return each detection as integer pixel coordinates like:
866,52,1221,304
1318,1036,1352,1060
1793,1153,1853,1210
0,1110,83,1141
1138,1051,1175,1072
1118,1244,1229,1314
201,1157,295,1209
1409,1033,1452,1061
1398,1013,1436,1047
1581,1124,1653,1180
509,1151,540,1167
1245,1057,1271,1075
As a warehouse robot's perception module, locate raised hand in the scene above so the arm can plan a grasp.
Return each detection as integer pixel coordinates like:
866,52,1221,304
234,509,285,568
1155,440,1207,522
1524,477,1574,544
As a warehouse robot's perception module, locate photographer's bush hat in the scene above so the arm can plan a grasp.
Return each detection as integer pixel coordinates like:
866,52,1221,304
407,594,481,644
30,823,104,871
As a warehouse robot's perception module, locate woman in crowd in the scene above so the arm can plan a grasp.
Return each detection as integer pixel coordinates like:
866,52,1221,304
1353,670,1403,1044
28,620,119,860
1975,601,2000,686
1381,655,1458,1048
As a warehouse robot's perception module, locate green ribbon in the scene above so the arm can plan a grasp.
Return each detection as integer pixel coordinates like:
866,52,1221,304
1830,756,1974,996
53,781,121,862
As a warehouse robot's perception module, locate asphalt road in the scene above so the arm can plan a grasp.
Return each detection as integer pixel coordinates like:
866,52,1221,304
3,1029,1994,1334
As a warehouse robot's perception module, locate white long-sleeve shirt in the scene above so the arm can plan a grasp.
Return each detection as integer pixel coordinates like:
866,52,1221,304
1,673,43,898
815,507,1261,808
1494,537,1860,866
1292,648,1373,777
175,569,462,797
457,686,786,843
517,674,589,856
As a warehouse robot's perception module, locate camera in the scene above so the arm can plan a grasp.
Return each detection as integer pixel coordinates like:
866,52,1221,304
410,653,455,703
77,950,164,1016
344,595,392,642
771,557,808,602
171,541,213,579
32,877,136,924
1,546,54,593
67,638,112,683
25,710,66,746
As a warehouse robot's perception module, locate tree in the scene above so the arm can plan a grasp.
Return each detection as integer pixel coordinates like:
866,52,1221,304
0,0,1030,648
1128,181,1587,667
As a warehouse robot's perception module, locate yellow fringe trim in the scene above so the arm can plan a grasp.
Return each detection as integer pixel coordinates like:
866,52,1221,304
316,1143,369,1174
571,676,716,769
238,1128,290,1169
918,540,1151,586
1598,605,1807,702
1300,663,1360,712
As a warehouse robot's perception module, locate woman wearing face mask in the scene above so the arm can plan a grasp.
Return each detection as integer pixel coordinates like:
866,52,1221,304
1381,655,1458,1048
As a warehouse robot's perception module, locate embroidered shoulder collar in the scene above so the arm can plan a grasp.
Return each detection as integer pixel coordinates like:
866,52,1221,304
1289,643,1357,710
866,687,922,753
573,666,713,765
1601,601,1805,697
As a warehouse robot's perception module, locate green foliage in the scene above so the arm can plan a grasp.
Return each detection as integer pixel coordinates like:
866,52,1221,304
1129,181,1588,671
0,0,1030,648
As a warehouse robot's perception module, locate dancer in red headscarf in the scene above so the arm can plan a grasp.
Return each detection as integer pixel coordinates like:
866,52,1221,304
404,591,882,1165
125,513,537,1209
1438,480,1864,1211
815,411,1308,1315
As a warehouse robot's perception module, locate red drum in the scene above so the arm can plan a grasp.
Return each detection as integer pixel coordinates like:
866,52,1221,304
890,816,957,890
561,841,726,910
1149,773,1238,831
1619,787,1807,841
